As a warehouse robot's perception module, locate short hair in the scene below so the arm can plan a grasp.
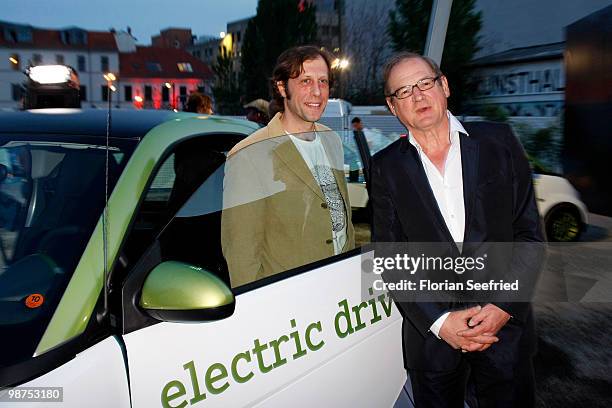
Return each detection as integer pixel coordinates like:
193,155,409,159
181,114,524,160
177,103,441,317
351,117,361,124
382,52,443,96
186,92,212,113
271,45,334,112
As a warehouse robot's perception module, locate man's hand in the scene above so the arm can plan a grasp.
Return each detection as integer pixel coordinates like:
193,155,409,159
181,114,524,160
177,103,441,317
456,304,511,351
438,306,499,351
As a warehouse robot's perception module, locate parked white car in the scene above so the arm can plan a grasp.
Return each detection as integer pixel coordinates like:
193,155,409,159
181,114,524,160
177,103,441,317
342,126,588,242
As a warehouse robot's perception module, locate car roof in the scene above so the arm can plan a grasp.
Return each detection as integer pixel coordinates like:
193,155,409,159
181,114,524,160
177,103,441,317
0,108,202,139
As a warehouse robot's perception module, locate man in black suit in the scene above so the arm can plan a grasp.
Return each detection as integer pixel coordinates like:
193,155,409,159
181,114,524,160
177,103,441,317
371,52,544,407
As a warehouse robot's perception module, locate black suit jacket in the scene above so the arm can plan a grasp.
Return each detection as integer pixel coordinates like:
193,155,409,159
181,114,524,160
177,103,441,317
370,121,544,371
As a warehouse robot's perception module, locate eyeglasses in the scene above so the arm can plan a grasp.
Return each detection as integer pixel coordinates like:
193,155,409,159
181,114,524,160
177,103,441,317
387,76,441,99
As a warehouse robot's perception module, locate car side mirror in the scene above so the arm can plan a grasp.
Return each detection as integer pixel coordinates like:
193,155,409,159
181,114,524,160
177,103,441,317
0,164,7,182
140,261,235,322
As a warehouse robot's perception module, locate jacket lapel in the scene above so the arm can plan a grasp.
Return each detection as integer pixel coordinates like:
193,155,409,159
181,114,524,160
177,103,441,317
402,142,455,243
272,138,325,200
460,133,479,242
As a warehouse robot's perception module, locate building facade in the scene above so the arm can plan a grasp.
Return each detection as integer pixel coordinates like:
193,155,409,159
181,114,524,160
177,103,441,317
0,21,213,111
468,0,612,116
469,42,565,117
117,46,213,110
0,21,118,109
151,28,195,50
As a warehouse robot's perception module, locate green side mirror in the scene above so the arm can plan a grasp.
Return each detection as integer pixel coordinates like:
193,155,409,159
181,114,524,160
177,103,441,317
140,261,235,322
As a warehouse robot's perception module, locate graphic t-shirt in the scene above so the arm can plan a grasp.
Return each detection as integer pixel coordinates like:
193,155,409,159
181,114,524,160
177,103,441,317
290,133,347,255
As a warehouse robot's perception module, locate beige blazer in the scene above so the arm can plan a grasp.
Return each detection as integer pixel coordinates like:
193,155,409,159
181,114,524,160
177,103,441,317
222,112,355,287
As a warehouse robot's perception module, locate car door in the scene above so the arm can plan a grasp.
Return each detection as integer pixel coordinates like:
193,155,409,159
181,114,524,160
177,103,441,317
118,131,406,407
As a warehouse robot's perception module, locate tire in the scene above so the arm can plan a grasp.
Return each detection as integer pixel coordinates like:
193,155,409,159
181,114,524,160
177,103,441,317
544,204,583,242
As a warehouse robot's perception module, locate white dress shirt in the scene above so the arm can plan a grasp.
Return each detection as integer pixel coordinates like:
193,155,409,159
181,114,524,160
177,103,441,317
407,111,469,338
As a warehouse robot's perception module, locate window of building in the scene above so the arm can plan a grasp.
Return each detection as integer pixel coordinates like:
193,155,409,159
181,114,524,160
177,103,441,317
237,31,241,42
101,85,109,102
178,86,188,109
9,54,20,70
80,85,87,101
145,62,162,72
32,54,42,65
161,85,169,102
101,56,109,72
77,55,86,72
3,26,32,43
177,63,193,72
61,29,87,46
56,55,64,64
11,84,23,101
124,85,132,102
144,85,152,101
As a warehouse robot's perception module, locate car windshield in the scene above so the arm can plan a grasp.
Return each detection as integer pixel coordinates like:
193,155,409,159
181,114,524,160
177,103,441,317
0,135,134,367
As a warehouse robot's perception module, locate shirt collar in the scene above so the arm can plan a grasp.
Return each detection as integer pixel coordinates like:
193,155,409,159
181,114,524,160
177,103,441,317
407,110,468,150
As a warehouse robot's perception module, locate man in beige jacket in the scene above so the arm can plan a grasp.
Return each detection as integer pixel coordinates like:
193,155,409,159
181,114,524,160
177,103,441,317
222,45,355,288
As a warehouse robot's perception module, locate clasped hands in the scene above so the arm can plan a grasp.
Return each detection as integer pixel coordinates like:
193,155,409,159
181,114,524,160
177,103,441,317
439,304,510,353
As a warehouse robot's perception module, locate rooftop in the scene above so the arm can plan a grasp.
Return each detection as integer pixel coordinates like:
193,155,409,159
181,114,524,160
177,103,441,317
119,46,213,79
0,20,117,51
470,42,565,67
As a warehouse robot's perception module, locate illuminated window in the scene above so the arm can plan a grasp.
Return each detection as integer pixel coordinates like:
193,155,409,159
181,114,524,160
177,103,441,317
177,63,193,72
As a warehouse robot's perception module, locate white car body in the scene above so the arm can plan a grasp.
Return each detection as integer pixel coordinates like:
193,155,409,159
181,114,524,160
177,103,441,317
532,173,589,226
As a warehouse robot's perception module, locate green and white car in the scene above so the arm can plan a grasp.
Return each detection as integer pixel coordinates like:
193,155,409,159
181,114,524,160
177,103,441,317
0,109,406,407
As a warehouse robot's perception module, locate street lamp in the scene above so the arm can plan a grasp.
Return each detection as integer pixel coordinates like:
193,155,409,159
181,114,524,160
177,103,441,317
103,72,117,108
331,57,350,99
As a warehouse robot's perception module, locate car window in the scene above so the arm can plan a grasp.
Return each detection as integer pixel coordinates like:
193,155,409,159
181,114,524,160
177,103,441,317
124,129,352,291
116,135,241,282
0,135,134,368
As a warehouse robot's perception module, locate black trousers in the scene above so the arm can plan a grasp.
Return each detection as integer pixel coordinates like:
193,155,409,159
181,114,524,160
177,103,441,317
408,324,535,408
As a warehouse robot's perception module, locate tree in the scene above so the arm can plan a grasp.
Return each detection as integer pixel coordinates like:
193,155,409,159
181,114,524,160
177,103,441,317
388,0,482,113
241,0,318,102
344,0,394,105
212,53,241,114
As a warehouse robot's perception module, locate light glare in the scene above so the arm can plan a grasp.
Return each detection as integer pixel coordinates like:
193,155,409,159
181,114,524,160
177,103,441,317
28,65,72,84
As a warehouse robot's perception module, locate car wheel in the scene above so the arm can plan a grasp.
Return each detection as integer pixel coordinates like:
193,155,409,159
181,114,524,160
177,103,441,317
545,204,582,242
